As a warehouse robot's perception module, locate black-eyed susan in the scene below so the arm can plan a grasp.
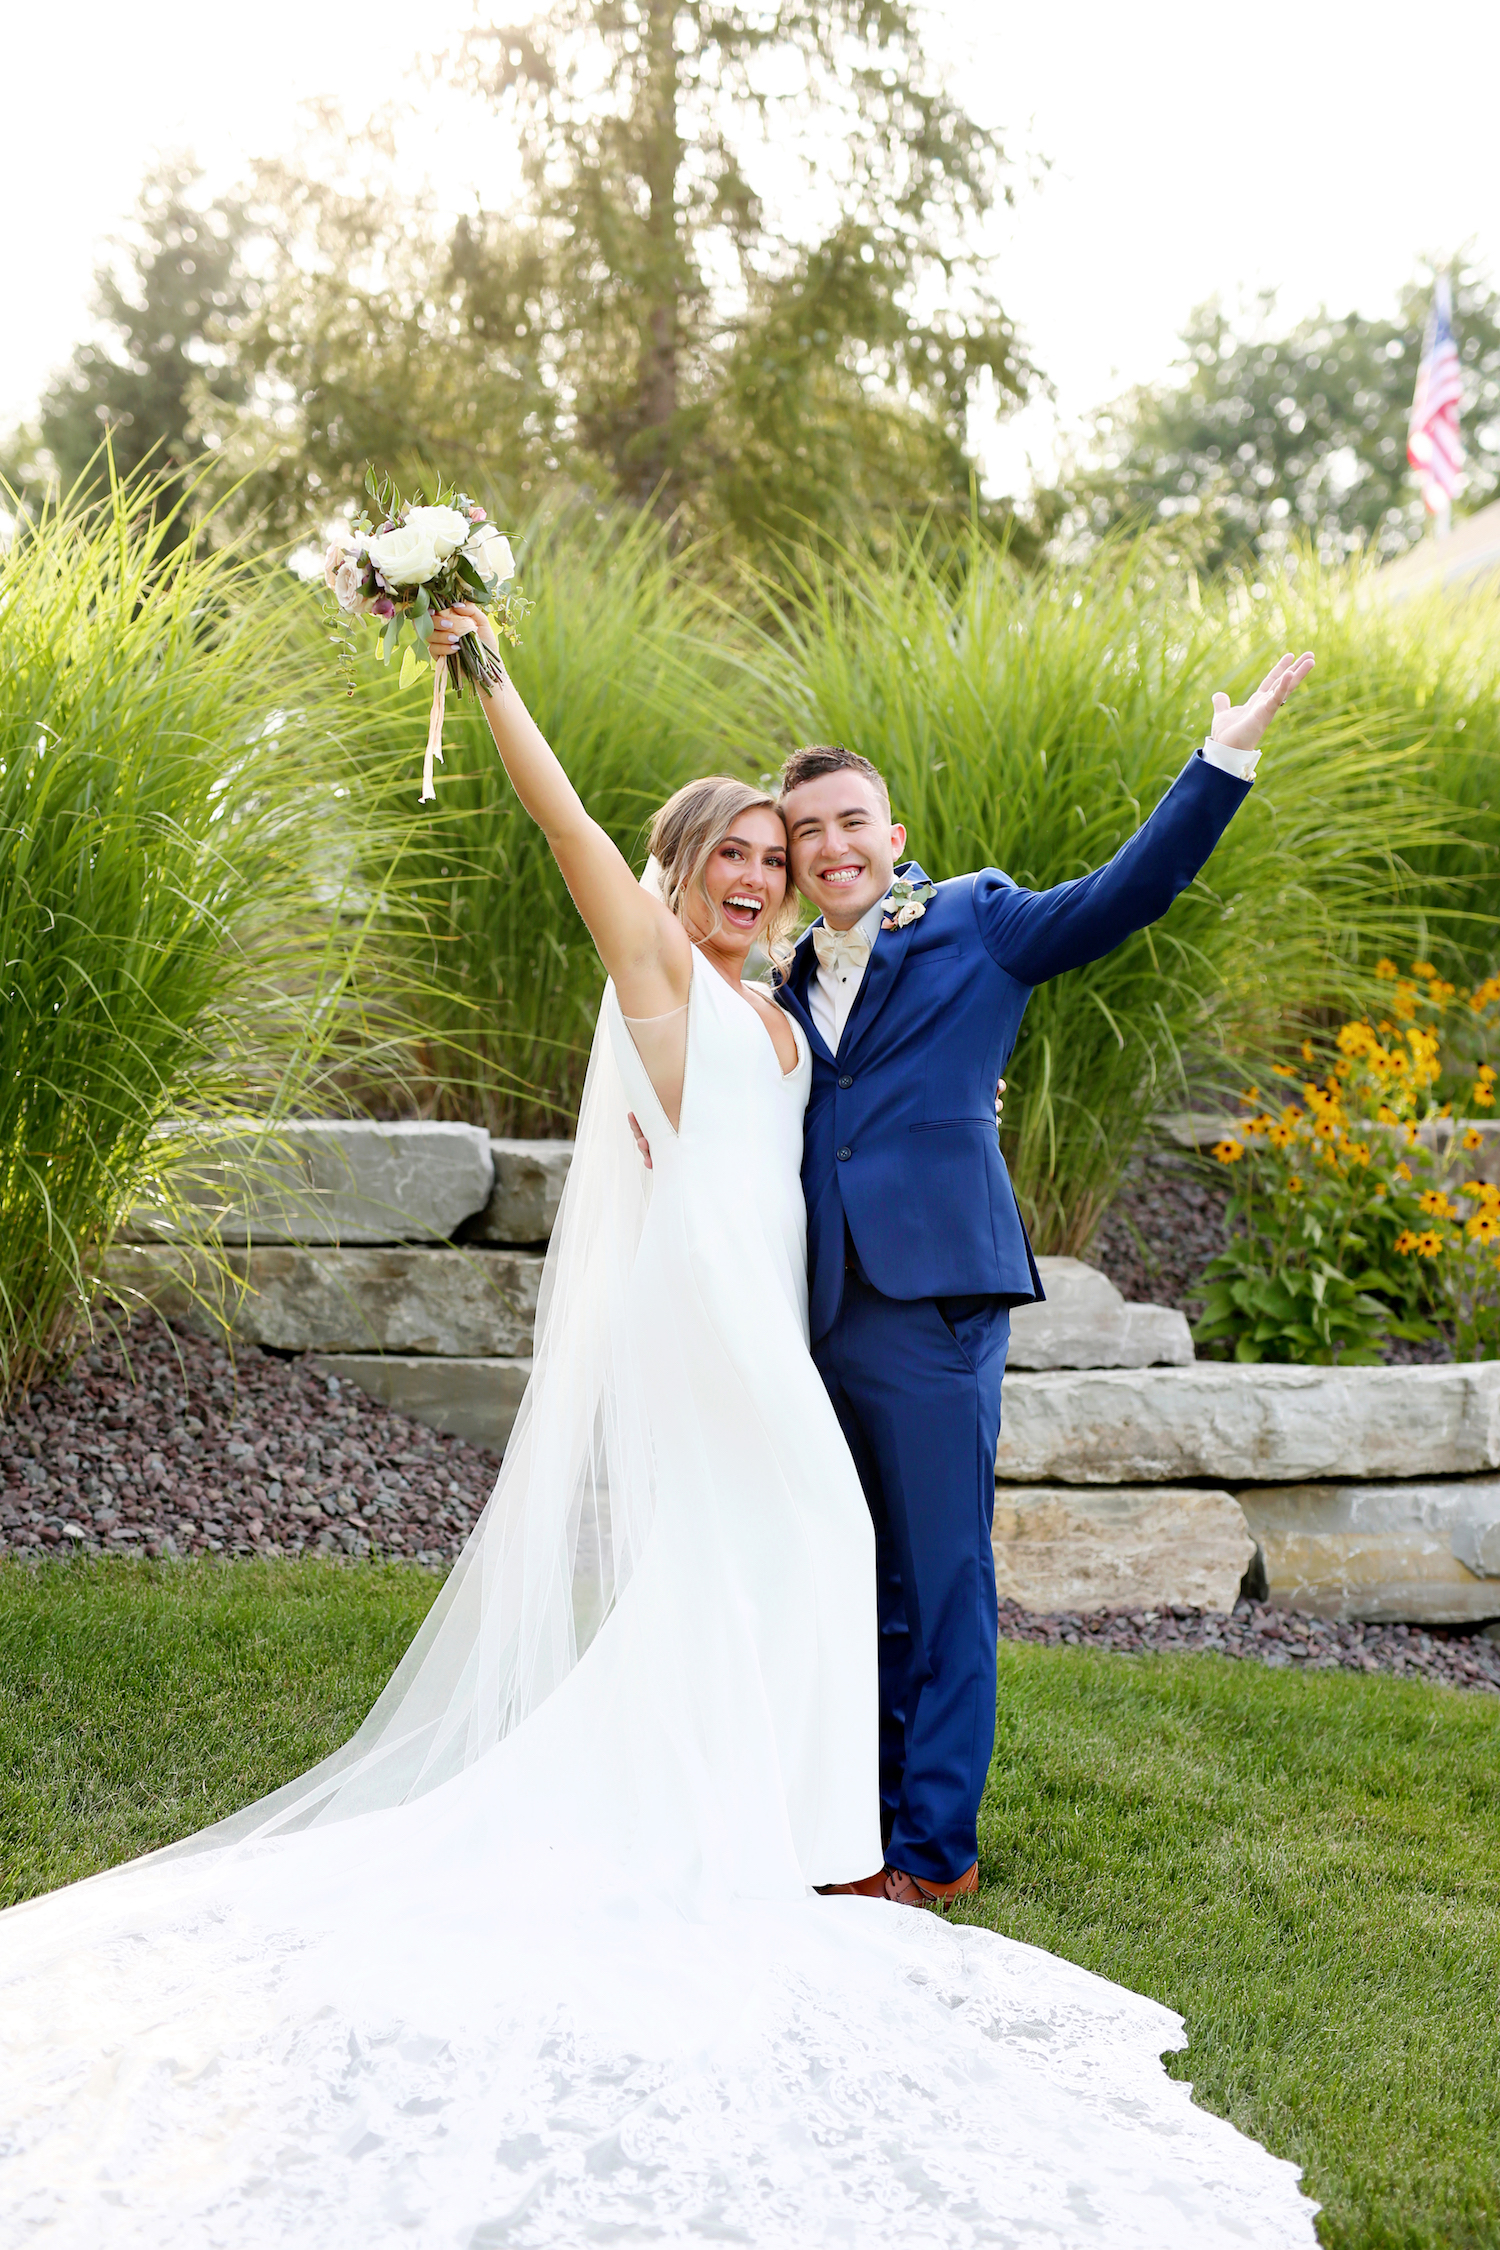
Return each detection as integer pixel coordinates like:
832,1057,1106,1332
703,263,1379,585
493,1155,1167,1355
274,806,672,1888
1375,959,1399,979
1286,1175,1303,1194
1467,1213,1500,1246
1211,1139,1244,1165
1393,1230,1419,1254
1418,1190,1460,1219
1411,961,1437,980
1416,1230,1445,1258
1462,1127,1484,1152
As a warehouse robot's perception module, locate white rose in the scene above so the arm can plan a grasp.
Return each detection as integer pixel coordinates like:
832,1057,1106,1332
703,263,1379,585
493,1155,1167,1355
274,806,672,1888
464,528,516,584
333,558,367,613
402,504,472,559
322,542,344,590
366,524,443,586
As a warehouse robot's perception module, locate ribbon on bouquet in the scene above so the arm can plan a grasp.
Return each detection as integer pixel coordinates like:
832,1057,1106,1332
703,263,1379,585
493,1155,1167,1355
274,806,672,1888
420,654,448,804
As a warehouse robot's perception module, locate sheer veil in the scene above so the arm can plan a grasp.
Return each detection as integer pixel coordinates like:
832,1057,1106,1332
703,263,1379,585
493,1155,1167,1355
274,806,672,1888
169,870,670,1853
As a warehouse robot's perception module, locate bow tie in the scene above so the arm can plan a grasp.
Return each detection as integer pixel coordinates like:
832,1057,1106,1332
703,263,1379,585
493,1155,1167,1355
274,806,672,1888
812,923,873,978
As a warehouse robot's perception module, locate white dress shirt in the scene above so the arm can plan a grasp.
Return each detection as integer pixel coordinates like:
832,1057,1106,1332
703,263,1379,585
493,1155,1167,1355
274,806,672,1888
806,740,1257,1052
809,897,887,1054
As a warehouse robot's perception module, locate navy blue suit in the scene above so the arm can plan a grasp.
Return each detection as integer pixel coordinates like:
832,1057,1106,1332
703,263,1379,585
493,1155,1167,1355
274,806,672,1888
776,750,1251,1880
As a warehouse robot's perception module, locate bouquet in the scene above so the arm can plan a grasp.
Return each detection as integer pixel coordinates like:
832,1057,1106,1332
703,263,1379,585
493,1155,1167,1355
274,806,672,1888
323,470,529,800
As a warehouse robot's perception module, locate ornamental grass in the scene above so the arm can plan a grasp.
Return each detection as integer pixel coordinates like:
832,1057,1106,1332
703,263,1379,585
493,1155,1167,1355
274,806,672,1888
0,468,415,1405
337,506,744,1134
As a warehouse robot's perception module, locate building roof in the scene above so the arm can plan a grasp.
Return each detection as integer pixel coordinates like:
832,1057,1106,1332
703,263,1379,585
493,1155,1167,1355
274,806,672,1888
1380,497,1500,600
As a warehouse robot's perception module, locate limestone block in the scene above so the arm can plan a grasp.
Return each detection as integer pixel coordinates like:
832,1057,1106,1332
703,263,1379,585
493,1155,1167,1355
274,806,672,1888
308,1355,531,1451
1009,1259,1194,1370
461,1140,574,1244
123,1120,494,1245
1237,1476,1500,1624
992,1485,1255,1614
994,1363,1500,1485
105,1245,544,1357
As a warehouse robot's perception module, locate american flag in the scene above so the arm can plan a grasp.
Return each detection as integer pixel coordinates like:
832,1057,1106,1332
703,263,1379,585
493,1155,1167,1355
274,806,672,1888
1407,276,1464,515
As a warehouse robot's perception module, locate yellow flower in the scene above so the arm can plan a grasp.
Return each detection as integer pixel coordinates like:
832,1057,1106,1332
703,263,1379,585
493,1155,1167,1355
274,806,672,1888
1374,959,1399,979
1418,1190,1459,1219
1377,1105,1399,1126
1462,1127,1483,1152
1393,1229,1419,1255
1281,1104,1303,1129
1411,961,1437,980
1270,1062,1297,1079
1392,982,1417,1020
1467,1213,1500,1245
1480,1065,1498,1083
1346,1142,1371,1167
1429,979,1455,1006
1415,1230,1445,1258
1337,1021,1374,1057
1395,1160,1413,1181
1403,1122,1418,1146
1313,1116,1338,1141
1240,1089,1261,1105
1474,1082,1495,1109
1286,1175,1303,1194
1211,1139,1244,1165
1301,1039,1315,1063
1268,1123,1295,1149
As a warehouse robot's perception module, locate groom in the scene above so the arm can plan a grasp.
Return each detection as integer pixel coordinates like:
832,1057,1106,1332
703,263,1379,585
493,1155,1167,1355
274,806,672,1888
773,653,1314,1907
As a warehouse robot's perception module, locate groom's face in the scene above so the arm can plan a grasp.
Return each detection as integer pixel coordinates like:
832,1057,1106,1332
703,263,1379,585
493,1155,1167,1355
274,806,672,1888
781,774,906,932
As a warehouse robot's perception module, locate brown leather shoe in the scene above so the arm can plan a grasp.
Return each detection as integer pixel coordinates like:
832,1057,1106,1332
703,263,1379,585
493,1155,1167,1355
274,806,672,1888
815,1868,889,1899
883,1861,980,1911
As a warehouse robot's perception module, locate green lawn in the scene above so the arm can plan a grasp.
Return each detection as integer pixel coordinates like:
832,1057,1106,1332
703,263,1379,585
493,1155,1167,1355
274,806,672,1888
3,1559,1498,2248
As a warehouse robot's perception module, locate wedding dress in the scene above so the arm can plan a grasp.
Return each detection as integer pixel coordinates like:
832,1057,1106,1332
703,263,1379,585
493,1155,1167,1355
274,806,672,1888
0,948,1319,2247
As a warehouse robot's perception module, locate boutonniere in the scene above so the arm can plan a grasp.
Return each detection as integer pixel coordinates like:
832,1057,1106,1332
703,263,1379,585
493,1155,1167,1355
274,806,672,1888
880,875,936,931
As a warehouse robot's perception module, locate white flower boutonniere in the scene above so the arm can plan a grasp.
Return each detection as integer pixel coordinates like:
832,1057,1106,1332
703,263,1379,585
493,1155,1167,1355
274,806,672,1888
880,875,936,931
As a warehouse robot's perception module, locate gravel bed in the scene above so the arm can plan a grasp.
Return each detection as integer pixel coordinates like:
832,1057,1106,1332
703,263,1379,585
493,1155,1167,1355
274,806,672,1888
998,1597,1500,1693
0,1320,499,1566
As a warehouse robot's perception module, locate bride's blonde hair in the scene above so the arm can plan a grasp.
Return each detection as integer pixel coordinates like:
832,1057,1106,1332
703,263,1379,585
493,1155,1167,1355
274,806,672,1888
647,777,799,973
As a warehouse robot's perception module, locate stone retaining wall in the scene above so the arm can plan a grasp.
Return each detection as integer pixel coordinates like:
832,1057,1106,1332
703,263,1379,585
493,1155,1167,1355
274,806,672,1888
105,1120,1500,1626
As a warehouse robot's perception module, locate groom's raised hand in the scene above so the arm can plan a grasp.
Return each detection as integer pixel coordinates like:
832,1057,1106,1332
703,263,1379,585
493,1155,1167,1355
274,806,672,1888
1209,650,1315,755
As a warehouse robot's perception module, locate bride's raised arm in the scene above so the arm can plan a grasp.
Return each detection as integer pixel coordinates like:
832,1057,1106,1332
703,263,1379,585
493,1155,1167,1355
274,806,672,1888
428,602,689,1018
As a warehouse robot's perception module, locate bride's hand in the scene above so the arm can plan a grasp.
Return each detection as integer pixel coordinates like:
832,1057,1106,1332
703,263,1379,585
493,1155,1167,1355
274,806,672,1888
430,601,500,662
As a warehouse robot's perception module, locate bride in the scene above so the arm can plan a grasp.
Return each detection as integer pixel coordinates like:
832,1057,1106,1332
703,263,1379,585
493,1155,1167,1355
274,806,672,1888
0,603,1319,2246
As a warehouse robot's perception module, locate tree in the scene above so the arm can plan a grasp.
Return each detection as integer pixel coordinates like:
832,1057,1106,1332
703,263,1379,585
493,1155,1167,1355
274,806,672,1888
453,0,1032,542
192,7,1031,548
7,165,252,518
1054,264,1500,569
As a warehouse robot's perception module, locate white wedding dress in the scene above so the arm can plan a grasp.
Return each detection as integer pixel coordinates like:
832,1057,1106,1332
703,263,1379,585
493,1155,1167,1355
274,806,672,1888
0,950,1319,2247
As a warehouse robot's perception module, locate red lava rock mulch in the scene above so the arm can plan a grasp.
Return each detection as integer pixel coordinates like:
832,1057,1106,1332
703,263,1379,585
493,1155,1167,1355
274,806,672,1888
998,1597,1500,1694
0,1319,499,1567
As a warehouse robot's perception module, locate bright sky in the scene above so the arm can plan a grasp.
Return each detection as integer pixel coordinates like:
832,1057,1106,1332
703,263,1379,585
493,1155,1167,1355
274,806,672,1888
5,0,1498,494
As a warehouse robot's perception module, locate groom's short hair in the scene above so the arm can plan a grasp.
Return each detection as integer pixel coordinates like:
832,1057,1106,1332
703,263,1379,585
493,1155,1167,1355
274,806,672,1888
777,744,891,811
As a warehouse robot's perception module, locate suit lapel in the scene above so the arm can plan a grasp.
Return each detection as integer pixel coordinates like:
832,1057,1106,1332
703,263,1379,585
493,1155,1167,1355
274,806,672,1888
837,860,931,1062
776,927,836,1066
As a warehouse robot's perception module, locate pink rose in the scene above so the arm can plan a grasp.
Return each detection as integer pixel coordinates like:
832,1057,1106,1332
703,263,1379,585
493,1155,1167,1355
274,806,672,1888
468,505,486,521
322,543,343,590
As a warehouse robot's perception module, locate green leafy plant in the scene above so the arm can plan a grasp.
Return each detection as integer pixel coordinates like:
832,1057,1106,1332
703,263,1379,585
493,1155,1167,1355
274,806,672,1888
0,464,413,1403
1196,962,1500,1361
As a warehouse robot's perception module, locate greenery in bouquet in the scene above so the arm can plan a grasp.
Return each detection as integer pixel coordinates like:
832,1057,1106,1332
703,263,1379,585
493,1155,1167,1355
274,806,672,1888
323,469,530,798
1195,960,1500,1364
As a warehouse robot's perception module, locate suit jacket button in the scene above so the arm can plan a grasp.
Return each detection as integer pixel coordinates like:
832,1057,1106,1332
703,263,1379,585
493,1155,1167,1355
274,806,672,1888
836,1146,852,1162
838,1074,853,1089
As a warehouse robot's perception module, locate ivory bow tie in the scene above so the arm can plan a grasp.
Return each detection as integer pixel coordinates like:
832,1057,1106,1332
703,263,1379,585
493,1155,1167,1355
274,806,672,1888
811,924,873,977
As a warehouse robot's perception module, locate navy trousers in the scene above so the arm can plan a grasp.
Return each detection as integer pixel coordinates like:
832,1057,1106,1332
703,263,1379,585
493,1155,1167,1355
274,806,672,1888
812,1271,1010,1884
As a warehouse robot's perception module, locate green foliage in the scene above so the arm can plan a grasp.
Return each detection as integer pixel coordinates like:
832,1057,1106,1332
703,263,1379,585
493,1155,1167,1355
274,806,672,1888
178,5,1032,551
752,526,1449,1253
0,469,409,1401
342,506,739,1132
5,164,252,539
1055,264,1500,569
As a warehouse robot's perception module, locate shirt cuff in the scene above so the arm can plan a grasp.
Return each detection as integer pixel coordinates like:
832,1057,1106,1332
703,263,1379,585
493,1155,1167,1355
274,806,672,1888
1199,735,1260,783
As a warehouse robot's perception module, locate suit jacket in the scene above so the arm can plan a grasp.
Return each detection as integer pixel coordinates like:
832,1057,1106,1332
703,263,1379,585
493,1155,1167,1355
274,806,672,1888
777,749,1252,1340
